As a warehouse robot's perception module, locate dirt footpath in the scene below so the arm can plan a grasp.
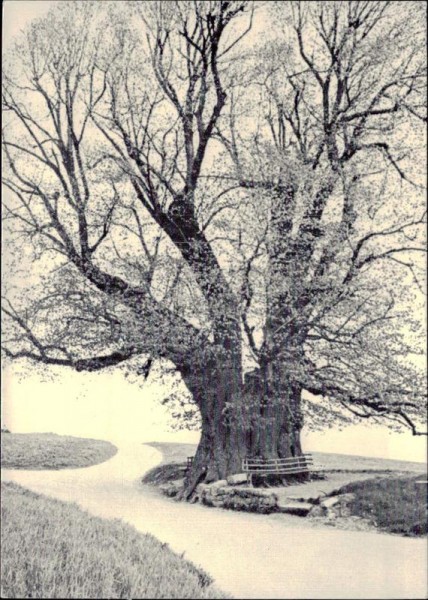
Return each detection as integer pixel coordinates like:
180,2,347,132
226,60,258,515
3,442,427,599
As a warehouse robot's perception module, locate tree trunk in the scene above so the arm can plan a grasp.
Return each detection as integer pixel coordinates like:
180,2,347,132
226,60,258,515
180,351,306,499
244,365,304,460
180,354,248,499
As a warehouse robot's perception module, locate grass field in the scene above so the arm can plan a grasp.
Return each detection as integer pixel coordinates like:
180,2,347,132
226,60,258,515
332,475,428,536
1,433,117,470
1,481,228,599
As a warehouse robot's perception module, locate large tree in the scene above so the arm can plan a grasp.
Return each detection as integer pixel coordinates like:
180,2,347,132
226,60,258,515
2,0,426,498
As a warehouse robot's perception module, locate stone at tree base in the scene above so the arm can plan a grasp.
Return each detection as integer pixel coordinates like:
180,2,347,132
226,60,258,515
159,480,184,497
159,483,178,497
312,492,357,518
197,482,278,513
210,479,228,488
170,479,185,487
233,486,276,497
320,496,341,509
339,493,356,503
276,500,314,516
226,473,248,485
222,493,277,513
196,483,210,493
285,493,323,503
197,482,228,498
308,504,327,517
210,486,228,497
211,499,226,508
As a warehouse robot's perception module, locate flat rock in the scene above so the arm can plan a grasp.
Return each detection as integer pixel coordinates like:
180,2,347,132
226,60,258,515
169,479,184,487
308,505,327,517
196,483,210,493
210,479,228,488
159,483,180,497
321,495,341,509
277,501,313,516
227,473,248,485
210,486,228,497
340,493,356,503
235,486,275,497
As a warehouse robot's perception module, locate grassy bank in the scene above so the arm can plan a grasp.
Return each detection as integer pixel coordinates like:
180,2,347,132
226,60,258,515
1,481,228,599
143,442,427,538
147,442,197,465
142,442,195,486
332,475,428,537
142,442,195,485
1,433,117,470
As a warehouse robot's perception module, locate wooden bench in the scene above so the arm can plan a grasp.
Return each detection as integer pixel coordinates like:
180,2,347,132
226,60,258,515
242,454,316,486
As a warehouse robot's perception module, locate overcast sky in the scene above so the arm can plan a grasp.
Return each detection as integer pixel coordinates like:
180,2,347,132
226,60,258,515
3,1,56,48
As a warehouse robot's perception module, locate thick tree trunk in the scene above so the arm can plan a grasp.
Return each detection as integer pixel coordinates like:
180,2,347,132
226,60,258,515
180,355,248,499
244,365,304,460
180,351,305,499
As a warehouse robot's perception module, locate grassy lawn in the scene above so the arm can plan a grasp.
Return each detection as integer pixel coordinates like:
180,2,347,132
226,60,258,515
143,462,188,485
333,475,428,536
1,481,228,599
1,433,117,470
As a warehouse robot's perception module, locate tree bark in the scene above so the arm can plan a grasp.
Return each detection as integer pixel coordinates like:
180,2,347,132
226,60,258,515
180,352,248,499
180,347,306,498
244,365,304,460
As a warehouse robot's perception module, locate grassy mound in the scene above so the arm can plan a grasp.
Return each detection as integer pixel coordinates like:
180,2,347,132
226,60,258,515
142,442,194,486
333,475,428,536
1,481,227,599
143,462,187,485
147,442,197,464
1,433,117,470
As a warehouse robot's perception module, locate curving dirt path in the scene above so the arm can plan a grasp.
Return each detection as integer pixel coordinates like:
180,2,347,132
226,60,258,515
2,441,427,599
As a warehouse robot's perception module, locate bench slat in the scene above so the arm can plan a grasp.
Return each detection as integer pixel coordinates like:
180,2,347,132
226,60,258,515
244,467,310,474
244,465,313,471
245,454,312,461
244,458,313,465
243,461,313,469
243,463,312,466
243,468,312,474
243,465,313,472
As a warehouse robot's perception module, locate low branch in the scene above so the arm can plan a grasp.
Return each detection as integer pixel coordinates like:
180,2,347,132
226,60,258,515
304,383,427,436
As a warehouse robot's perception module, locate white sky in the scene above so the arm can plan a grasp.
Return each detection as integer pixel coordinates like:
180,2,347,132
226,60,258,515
2,362,427,462
2,1,427,464
3,1,56,48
